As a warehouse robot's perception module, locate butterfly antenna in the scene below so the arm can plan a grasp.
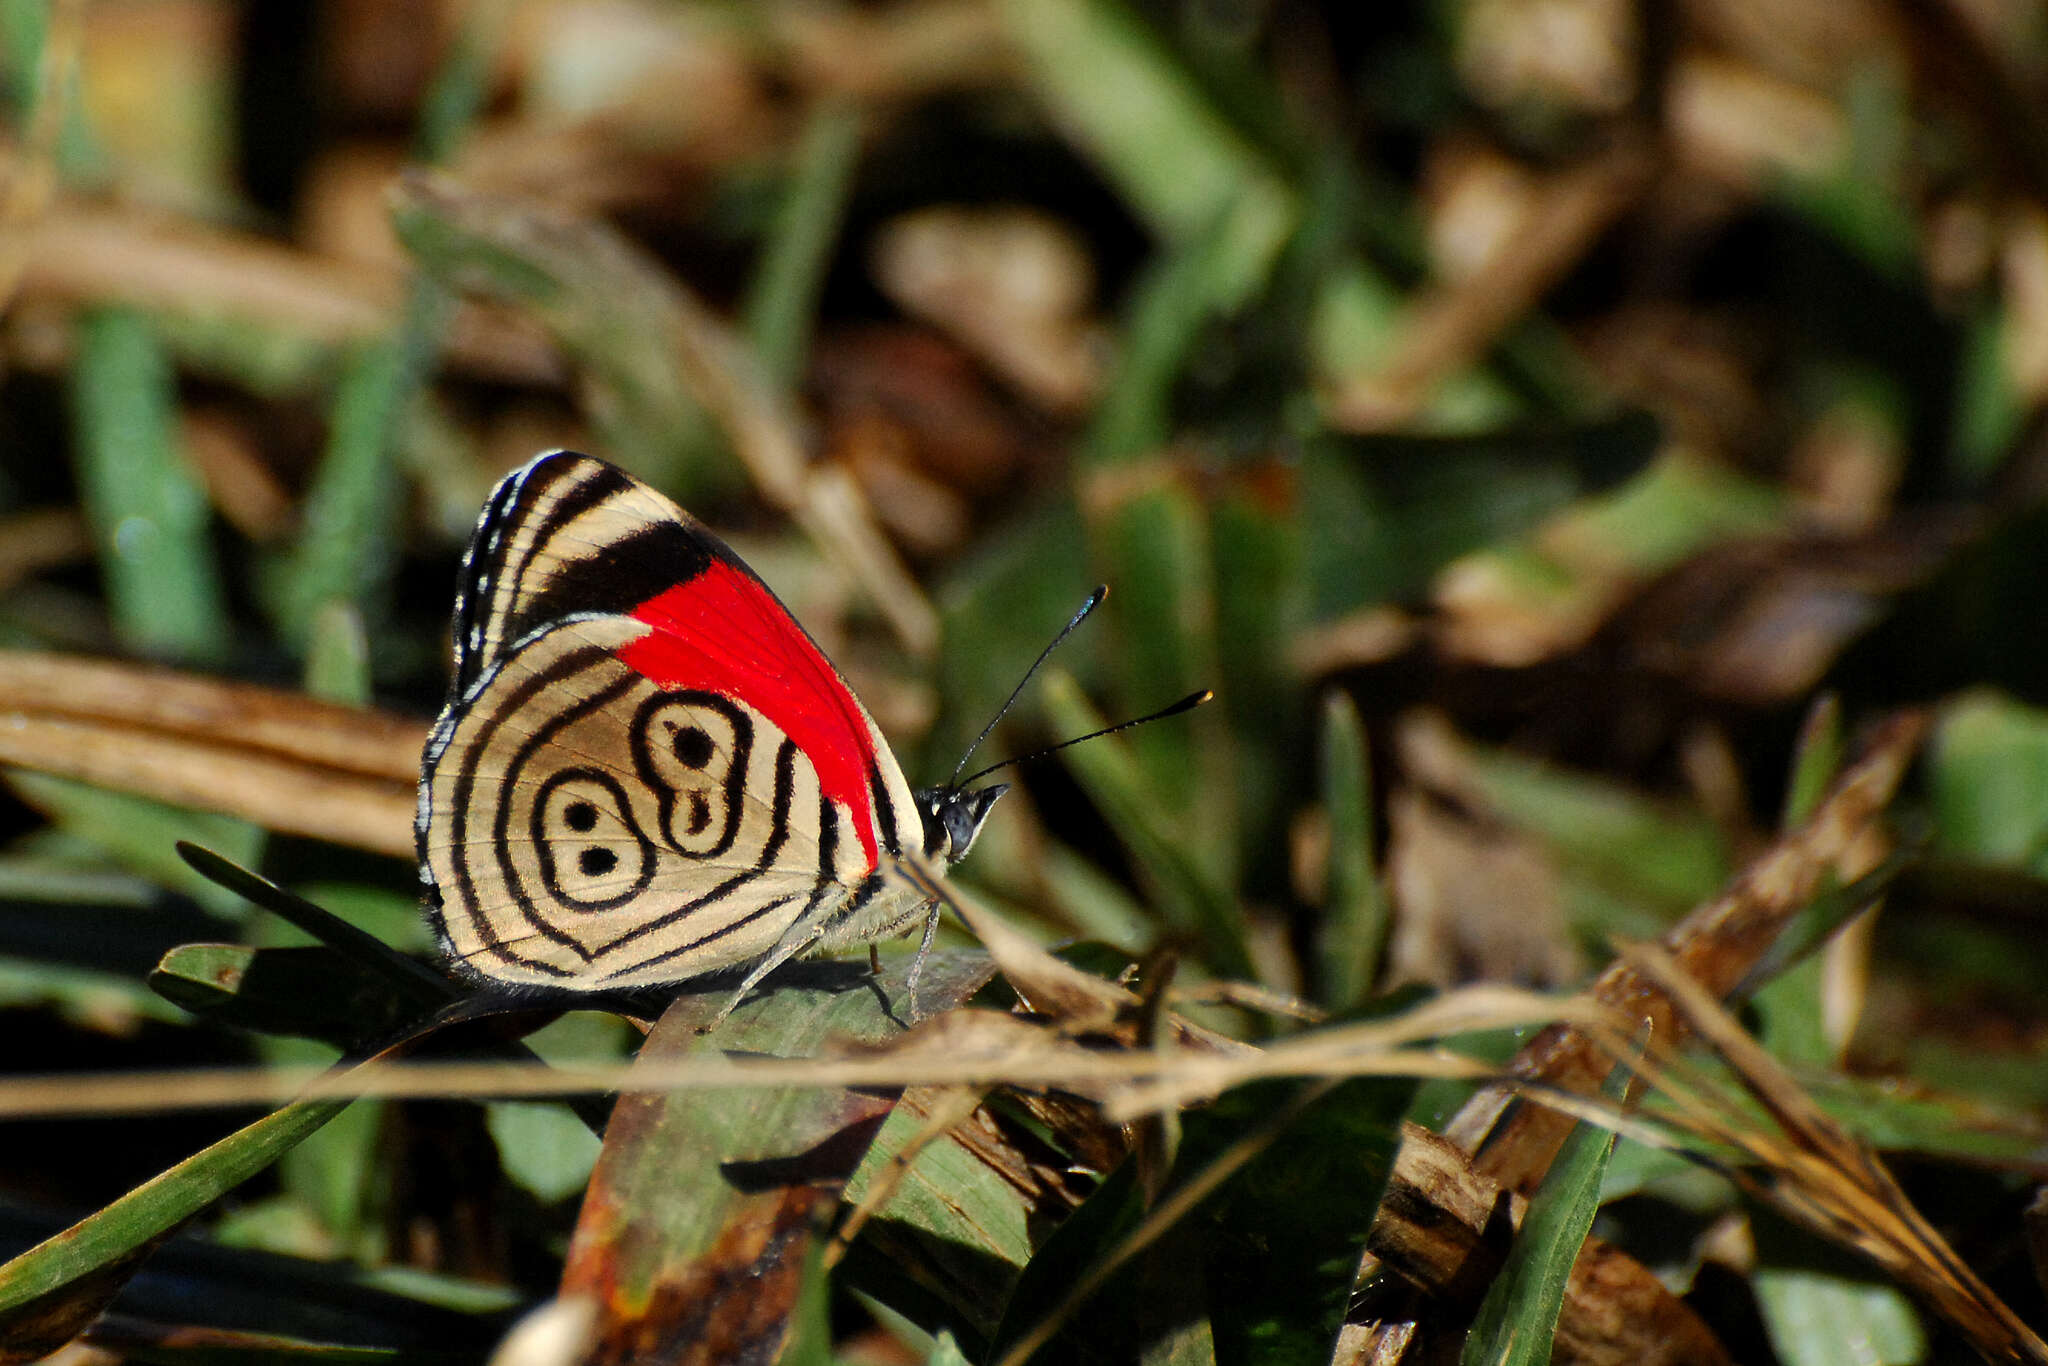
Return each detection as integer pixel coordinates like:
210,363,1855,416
956,688,1212,789
946,585,1108,790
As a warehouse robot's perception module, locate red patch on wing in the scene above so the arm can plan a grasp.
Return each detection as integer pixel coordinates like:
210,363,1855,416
617,563,883,872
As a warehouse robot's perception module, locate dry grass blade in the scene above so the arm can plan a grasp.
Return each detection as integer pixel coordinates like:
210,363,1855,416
0,983,1575,1120
901,858,1144,1029
1447,709,1926,1190
1346,714,1926,1365
0,651,423,857
1599,942,2048,1366
11,202,560,384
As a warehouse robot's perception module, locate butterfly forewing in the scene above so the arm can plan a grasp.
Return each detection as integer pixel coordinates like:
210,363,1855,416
449,456,721,695
420,451,935,992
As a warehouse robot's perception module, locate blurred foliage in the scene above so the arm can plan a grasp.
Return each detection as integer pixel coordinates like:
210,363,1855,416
0,0,2046,1363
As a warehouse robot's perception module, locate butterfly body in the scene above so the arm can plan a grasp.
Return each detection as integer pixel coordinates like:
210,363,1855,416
417,452,1002,997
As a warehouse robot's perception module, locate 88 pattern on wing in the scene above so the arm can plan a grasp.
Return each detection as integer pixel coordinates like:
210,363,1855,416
416,451,1006,999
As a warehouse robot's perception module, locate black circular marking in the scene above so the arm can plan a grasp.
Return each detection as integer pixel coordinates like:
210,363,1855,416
564,800,598,832
630,690,751,858
673,725,714,769
529,767,655,913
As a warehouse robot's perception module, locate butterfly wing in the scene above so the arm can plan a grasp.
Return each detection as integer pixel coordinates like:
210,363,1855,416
419,452,932,989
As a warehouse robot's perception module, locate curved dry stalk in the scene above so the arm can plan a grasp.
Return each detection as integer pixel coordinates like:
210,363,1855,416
1525,942,2048,1366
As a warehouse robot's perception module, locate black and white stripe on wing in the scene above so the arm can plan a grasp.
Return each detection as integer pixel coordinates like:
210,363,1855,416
588,736,804,980
448,453,724,697
461,642,638,972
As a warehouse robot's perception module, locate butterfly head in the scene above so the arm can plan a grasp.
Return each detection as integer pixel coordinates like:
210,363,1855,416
916,783,1008,866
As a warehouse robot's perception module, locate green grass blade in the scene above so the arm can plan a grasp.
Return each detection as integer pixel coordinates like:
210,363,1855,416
175,843,455,1005
1460,1059,1628,1366
412,0,507,165
272,338,411,651
10,775,260,919
390,177,736,501
1781,696,1846,831
0,1097,351,1348
1756,695,1849,1069
743,98,863,391
1316,692,1385,1010
1042,671,1252,980
302,601,373,705
68,307,229,664
995,0,1293,308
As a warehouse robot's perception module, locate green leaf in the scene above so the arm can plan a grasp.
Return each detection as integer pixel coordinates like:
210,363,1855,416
1753,1217,1927,1366
1929,691,2048,874
1427,728,1728,913
486,1102,603,1205
175,844,455,1008
924,499,1094,779
1199,1078,1410,1365
996,0,1294,311
840,1092,1036,1338
985,1159,1147,1366
1087,480,1219,835
990,1075,1412,1366
9,777,262,919
390,176,737,501
561,952,993,1362
1086,210,1271,463
149,943,424,1048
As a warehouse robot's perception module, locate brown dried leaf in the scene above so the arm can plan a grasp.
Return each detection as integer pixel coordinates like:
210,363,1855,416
1350,1122,1733,1366
870,205,1107,414
1323,142,1653,432
1382,788,1582,990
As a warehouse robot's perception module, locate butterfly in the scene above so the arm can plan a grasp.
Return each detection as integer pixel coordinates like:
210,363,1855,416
415,451,1008,1008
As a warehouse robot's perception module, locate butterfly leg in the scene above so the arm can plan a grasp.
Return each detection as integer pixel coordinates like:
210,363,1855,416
903,900,942,1023
704,920,828,1031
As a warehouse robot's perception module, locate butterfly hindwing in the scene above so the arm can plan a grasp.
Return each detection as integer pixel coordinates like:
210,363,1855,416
422,614,885,987
420,451,933,991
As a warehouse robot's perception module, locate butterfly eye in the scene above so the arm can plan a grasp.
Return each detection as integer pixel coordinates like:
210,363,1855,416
630,691,751,858
531,769,654,911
